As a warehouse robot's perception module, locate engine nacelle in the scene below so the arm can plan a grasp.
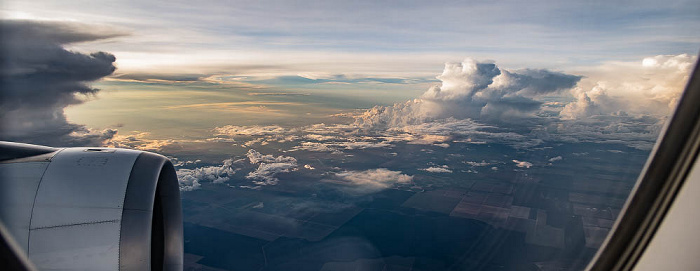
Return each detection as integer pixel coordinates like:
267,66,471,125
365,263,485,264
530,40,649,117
0,141,183,270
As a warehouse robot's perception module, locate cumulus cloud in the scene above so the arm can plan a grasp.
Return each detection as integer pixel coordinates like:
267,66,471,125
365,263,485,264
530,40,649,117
330,168,413,194
212,125,301,147
290,139,392,153
202,55,693,152
214,125,291,137
0,19,123,146
338,141,393,150
176,158,240,191
548,156,563,162
546,54,696,150
246,162,298,185
351,56,694,150
561,54,695,119
420,165,453,173
512,160,533,168
247,149,297,164
176,150,299,190
304,134,338,141
108,131,176,151
465,160,491,167
291,142,342,153
246,149,298,185
353,59,580,128
377,117,543,149
178,178,201,192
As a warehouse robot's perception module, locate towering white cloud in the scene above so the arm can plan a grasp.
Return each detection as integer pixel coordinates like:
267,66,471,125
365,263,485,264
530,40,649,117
561,54,696,119
202,55,694,152
353,59,580,128
551,54,696,150
351,55,695,150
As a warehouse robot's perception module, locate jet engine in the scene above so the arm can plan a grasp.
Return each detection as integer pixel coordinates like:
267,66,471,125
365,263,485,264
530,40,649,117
0,141,183,270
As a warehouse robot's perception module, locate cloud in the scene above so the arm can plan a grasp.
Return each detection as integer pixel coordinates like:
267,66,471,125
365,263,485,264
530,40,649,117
245,149,298,185
108,131,175,151
304,134,338,141
380,117,542,149
215,125,291,137
548,156,563,162
351,55,694,150
465,160,491,167
512,160,533,168
338,141,393,150
353,59,580,128
176,158,241,191
165,101,303,110
329,168,413,194
291,142,342,153
550,109,669,150
289,139,393,153
561,54,695,119
178,177,201,192
420,165,453,173
252,74,427,87
110,73,203,84
421,166,453,173
0,19,121,146
247,92,311,96
106,131,209,152
247,149,297,164
246,162,298,185
199,55,693,152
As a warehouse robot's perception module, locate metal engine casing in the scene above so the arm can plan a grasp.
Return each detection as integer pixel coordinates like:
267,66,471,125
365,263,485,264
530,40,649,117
0,142,183,270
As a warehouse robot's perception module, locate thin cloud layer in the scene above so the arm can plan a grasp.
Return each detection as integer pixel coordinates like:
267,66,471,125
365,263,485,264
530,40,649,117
0,19,121,146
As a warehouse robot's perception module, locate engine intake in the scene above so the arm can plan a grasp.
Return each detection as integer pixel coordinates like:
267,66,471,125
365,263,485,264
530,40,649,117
0,141,183,270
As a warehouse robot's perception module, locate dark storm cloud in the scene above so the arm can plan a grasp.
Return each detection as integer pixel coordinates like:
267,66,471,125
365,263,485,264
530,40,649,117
0,19,121,146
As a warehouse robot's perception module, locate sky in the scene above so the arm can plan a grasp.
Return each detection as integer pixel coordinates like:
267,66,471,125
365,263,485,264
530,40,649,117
0,0,699,148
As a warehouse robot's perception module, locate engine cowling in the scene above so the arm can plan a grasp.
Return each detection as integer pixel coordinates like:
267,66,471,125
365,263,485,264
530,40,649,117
0,141,183,270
